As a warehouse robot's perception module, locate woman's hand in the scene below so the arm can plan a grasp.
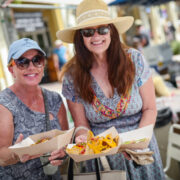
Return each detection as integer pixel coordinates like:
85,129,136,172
20,154,42,163
11,133,24,163
48,148,66,166
15,133,24,144
14,134,42,163
122,151,131,160
75,134,87,143
74,128,89,143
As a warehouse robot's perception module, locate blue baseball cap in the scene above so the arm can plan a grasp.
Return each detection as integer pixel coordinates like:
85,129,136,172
8,38,46,64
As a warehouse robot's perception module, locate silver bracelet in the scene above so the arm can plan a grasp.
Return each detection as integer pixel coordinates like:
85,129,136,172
73,126,90,140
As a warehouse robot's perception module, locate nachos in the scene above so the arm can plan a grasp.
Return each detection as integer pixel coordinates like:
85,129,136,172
66,130,119,155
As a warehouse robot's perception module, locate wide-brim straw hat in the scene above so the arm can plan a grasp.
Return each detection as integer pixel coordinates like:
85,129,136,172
56,0,134,43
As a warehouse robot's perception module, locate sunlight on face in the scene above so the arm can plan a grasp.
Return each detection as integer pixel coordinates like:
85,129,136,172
11,49,44,87
82,25,111,57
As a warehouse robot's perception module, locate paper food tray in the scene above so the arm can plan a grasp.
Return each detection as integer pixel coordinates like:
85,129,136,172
119,124,153,150
66,126,121,162
9,128,74,158
66,124,154,162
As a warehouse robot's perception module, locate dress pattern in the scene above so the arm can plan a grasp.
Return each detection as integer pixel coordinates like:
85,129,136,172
0,88,63,180
62,48,165,180
92,89,131,118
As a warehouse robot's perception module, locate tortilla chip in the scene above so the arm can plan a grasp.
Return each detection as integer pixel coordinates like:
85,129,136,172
66,130,119,155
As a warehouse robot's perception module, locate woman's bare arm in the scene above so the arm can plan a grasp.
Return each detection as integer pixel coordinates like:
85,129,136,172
67,100,90,139
57,103,69,130
0,105,19,166
138,77,157,128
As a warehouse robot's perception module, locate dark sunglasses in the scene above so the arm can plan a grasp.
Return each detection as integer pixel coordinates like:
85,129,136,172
80,26,110,38
11,54,45,70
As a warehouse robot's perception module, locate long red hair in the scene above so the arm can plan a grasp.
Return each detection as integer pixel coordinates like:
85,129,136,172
60,24,135,103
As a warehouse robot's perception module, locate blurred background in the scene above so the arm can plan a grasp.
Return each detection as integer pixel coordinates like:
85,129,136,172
0,0,180,87
0,1,180,179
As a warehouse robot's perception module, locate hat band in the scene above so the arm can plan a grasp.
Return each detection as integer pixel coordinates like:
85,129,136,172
77,9,110,25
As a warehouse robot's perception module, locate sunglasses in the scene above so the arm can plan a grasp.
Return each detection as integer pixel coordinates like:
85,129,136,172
10,54,45,70
80,26,110,38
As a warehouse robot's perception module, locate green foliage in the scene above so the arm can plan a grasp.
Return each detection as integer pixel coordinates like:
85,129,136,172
170,41,180,55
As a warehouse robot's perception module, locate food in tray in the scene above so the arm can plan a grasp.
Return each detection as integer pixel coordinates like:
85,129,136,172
123,138,149,145
31,137,51,145
66,130,119,155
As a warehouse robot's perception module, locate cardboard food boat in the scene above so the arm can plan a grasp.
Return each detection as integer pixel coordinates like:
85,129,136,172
119,124,153,150
66,126,121,162
9,128,74,158
66,124,153,162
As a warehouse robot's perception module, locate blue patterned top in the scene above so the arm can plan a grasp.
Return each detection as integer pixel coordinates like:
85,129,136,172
0,88,62,180
62,48,151,122
62,48,165,180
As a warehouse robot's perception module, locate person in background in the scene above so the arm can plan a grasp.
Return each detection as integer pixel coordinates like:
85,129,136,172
134,19,150,47
53,40,67,70
164,21,176,42
132,36,143,51
57,0,165,179
0,38,69,180
52,40,68,81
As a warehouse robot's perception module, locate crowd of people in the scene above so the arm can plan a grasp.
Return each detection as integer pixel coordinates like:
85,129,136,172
0,0,166,179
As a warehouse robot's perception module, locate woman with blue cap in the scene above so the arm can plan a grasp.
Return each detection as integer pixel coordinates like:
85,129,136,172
0,38,68,179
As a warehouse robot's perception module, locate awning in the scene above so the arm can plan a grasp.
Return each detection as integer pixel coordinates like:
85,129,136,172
0,0,177,7
109,0,176,6
0,0,114,8
0,0,113,7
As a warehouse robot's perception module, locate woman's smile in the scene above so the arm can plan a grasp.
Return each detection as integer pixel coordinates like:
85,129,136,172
91,40,105,46
83,26,111,55
24,73,38,78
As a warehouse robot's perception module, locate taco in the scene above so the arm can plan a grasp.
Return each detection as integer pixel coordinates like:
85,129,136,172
31,137,50,146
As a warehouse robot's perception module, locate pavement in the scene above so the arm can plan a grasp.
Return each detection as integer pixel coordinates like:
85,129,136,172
155,123,180,180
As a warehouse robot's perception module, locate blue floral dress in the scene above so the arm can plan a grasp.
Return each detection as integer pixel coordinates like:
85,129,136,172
0,88,62,180
62,48,165,180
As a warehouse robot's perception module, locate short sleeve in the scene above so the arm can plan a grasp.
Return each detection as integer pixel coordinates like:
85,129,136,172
62,73,81,103
131,49,151,87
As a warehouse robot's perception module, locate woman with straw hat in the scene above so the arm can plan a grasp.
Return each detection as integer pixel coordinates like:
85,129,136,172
57,0,165,179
